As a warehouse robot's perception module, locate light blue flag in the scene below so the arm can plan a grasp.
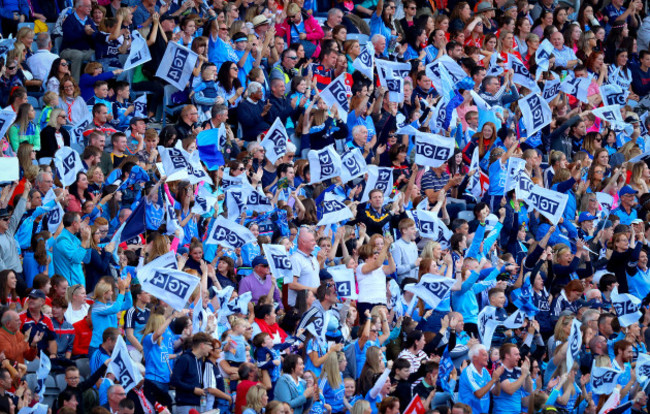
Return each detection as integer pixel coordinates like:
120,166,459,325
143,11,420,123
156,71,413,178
35,351,51,399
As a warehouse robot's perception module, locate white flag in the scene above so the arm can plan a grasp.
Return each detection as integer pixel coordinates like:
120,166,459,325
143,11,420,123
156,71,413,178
35,351,50,399
317,199,353,226
18,404,48,414
503,157,527,195
635,353,650,383
225,186,252,219
221,291,253,318
518,93,552,136
596,192,614,216
376,59,411,88
469,147,481,200
0,157,19,182
600,83,628,107
414,131,455,168
158,146,190,179
187,151,213,185
592,105,624,124
435,55,467,85
308,145,342,184
361,165,393,202
541,78,561,103
590,366,622,395
611,287,642,327
107,336,144,393
137,251,178,278
470,90,492,110
191,185,218,216
486,52,504,77
525,185,568,226
410,209,441,239
352,42,374,80
340,148,368,183
329,264,358,300
263,244,292,281
0,109,17,143
478,306,500,347
245,187,272,214
509,54,540,93
123,30,152,71
206,215,257,249
386,76,404,103
192,295,207,334
503,309,526,329
515,172,534,201
319,74,351,119
139,267,200,310
221,168,247,190
566,319,582,371
261,118,289,164
133,94,147,118
47,202,64,234
70,110,93,146
54,147,83,187
535,39,554,75
404,273,454,310
425,60,456,100
560,76,590,103
164,192,181,236
0,38,15,61
155,42,199,90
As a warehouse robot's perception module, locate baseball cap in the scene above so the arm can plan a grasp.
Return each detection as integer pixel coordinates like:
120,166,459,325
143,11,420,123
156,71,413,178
476,1,496,12
28,290,47,300
578,212,597,223
619,185,638,197
252,255,269,267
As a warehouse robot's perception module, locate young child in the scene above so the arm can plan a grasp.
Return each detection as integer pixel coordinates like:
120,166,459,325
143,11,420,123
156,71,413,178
86,80,114,121
39,91,58,130
252,332,292,398
193,62,221,123
226,318,250,366
304,370,331,414
343,377,361,414
113,81,135,131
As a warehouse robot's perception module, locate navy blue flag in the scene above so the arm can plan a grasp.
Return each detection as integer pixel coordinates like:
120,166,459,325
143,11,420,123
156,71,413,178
120,199,146,242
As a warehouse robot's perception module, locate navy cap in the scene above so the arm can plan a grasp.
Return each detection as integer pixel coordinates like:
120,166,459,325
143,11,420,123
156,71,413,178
28,289,46,300
619,185,638,197
578,212,597,223
252,255,269,267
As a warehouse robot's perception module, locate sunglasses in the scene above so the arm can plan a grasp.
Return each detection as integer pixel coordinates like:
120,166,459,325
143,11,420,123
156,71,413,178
6,66,16,70
0,217,9,222
61,62,68,66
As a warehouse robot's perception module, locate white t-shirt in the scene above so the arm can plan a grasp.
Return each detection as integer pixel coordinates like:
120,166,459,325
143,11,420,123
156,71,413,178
288,249,320,307
64,303,89,325
356,263,387,305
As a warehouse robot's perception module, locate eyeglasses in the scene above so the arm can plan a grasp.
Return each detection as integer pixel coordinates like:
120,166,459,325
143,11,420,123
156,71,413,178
238,167,245,171
58,115,66,119
370,329,378,333
287,56,298,60
60,62,68,66
408,6,416,9
220,27,228,31
6,66,16,70
594,137,602,141
0,218,9,222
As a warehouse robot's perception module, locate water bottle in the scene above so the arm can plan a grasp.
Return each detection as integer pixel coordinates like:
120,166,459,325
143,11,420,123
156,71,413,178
200,395,207,412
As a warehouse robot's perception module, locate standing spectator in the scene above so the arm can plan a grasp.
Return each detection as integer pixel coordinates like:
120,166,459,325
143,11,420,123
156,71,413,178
459,345,504,414
0,181,30,296
52,212,92,287
60,0,100,81
170,332,215,414
288,228,320,307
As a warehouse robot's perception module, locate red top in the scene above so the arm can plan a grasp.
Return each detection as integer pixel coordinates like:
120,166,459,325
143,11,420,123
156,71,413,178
235,380,260,414
72,318,92,357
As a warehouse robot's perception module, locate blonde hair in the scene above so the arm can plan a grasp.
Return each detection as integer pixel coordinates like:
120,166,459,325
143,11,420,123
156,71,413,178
142,313,166,345
92,279,114,303
421,241,441,259
245,385,267,413
351,400,370,414
320,352,343,389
